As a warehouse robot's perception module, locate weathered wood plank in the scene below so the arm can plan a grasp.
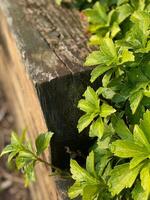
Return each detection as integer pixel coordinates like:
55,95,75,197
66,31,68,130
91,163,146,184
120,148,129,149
0,10,61,200
0,0,91,199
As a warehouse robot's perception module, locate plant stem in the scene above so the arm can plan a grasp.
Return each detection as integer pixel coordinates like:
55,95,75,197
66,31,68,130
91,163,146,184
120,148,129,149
23,145,71,178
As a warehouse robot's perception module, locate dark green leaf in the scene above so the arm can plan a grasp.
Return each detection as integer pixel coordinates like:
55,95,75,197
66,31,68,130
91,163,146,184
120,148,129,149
129,90,143,114
132,181,149,200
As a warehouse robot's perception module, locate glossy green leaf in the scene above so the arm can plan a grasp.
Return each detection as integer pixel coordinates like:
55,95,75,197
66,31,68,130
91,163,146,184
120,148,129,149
140,163,150,194
89,117,104,138
130,156,148,169
113,118,133,140
132,181,149,200
0,145,15,157
35,132,54,155
78,99,97,113
129,90,143,114
133,125,150,149
90,65,112,83
111,140,149,158
118,48,135,64
139,110,150,144
68,182,84,199
83,87,99,108
108,163,143,196
84,37,117,66
77,113,97,133
11,132,21,145
83,184,100,200
84,2,107,24
86,151,96,177
116,3,133,24
102,70,113,87
70,160,99,184
16,151,35,170
100,103,116,117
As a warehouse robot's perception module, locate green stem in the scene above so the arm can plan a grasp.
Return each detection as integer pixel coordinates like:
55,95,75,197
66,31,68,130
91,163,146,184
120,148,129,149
22,145,71,178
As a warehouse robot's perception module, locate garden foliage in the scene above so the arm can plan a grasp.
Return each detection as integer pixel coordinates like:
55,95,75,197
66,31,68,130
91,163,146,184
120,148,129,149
68,0,150,199
1,0,150,199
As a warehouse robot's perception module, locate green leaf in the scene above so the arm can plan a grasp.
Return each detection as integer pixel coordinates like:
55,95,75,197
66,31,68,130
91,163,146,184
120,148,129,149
139,110,150,144
68,182,84,199
130,156,148,169
83,184,100,200
133,125,150,149
11,132,20,145
83,87,99,108
129,90,143,114
0,145,15,157
131,11,150,32
116,3,133,24
90,65,112,83
86,151,96,177
78,99,97,113
117,0,129,6
8,151,18,163
84,2,107,24
84,37,117,66
35,132,54,155
132,181,149,200
96,154,111,177
102,70,113,87
118,48,135,64
70,160,99,184
16,151,36,170
89,117,104,138
102,88,116,100
100,103,116,118
140,163,150,194
77,113,97,133
84,51,104,66
24,162,35,187
111,140,149,158
108,163,143,196
113,118,133,140
110,22,121,38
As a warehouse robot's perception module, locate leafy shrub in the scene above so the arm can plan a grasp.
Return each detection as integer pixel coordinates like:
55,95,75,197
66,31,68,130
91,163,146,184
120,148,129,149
1,0,150,199
68,0,150,199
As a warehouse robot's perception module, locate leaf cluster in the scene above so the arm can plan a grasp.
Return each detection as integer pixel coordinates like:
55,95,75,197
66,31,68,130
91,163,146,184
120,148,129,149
0,130,53,186
69,0,150,199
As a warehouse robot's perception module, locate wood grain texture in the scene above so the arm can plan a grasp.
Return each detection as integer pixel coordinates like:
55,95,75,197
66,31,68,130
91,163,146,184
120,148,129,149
0,0,91,199
0,9,62,200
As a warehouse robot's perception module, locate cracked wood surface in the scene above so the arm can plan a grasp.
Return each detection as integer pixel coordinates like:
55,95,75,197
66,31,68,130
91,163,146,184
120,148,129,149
0,9,62,200
1,0,90,83
0,0,91,199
